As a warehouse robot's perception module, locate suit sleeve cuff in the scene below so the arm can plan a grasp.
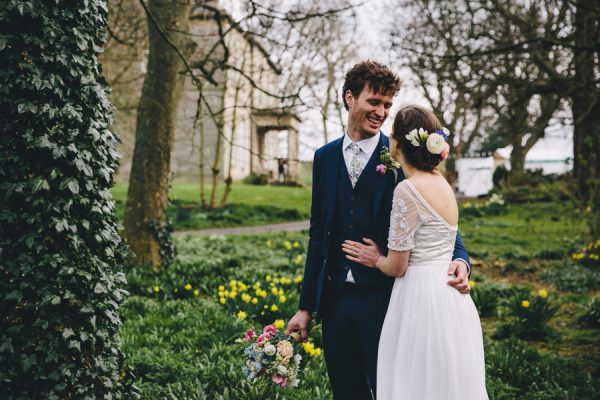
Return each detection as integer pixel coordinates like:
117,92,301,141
454,258,471,276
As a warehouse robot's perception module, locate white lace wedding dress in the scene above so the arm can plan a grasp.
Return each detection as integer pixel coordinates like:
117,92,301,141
377,180,488,399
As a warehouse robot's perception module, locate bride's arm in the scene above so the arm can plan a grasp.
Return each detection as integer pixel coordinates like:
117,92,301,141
375,249,410,277
342,239,410,277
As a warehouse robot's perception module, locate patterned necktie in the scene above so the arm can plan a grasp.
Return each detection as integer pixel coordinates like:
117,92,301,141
348,143,363,187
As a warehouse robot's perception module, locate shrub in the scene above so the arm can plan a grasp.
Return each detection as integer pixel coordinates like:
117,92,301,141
0,1,130,398
486,339,598,398
494,289,558,340
578,297,600,328
243,173,269,185
461,194,508,218
570,238,600,268
541,260,600,292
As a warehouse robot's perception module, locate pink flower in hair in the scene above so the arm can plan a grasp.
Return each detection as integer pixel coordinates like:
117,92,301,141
440,142,450,161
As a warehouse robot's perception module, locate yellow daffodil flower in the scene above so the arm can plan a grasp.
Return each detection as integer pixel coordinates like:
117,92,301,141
266,239,272,248
153,286,160,293
538,289,548,298
218,285,225,292
468,280,475,289
237,311,247,320
184,283,192,291
266,275,272,282
219,297,226,304
521,300,530,308
284,241,292,250
193,289,199,296
241,293,251,303
274,319,285,329
270,304,279,312
251,297,258,304
293,241,300,248
294,276,303,284
279,295,287,303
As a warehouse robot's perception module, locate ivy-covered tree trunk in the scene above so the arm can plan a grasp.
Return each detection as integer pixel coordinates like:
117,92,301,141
123,0,194,268
0,1,131,398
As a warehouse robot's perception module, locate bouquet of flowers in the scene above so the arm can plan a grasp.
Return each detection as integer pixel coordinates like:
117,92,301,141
240,324,303,389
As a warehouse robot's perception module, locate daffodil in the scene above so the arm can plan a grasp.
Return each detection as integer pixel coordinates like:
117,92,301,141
270,304,279,312
229,291,238,299
294,276,303,284
271,287,279,295
266,275,272,282
538,289,548,298
218,285,225,292
294,255,303,265
521,300,530,308
193,289,199,296
284,241,292,250
153,286,160,293
266,239,272,248
237,311,247,320
468,280,475,289
274,319,285,329
219,297,226,304
279,295,287,303
293,241,300,248
184,283,192,291
251,298,258,304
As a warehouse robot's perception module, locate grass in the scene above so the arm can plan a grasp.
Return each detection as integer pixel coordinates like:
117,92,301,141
118,198,599,399
111,182,312,230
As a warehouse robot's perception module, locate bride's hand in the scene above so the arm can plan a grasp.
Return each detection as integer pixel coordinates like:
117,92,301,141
342,238,382,268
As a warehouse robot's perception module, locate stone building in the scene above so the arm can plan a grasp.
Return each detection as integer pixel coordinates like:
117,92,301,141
105,2,299,183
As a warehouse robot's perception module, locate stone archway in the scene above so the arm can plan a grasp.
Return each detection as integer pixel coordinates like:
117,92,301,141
251,109,301,182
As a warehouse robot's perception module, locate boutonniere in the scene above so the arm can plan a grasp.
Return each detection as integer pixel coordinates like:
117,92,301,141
376,146,401,181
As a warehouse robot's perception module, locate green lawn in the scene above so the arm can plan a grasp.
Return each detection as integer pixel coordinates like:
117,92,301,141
111,182,312,230
119,199,599,399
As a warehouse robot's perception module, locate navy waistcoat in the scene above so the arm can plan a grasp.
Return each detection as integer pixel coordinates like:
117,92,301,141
328,148,390,291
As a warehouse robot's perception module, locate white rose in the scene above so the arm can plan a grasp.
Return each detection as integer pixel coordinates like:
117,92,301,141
264,344,276,356
426,133,445,154
277,365,288,375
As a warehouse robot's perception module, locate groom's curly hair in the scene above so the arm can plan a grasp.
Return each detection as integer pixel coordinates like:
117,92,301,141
342,60,402,110
393,105,444,172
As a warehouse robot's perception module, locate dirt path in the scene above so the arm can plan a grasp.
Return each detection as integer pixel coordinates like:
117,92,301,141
173,220,310,237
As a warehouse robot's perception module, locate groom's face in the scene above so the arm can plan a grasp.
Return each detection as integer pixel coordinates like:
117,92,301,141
346,84,394,140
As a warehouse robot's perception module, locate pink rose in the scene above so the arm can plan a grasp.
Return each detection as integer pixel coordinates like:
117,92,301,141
263,324,277,336
272,374,288,388
440,142,450,161
244,328,256,341
257,333,268,346
375,164,387,175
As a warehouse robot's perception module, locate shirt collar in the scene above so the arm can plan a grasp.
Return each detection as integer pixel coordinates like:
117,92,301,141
343,131,381,154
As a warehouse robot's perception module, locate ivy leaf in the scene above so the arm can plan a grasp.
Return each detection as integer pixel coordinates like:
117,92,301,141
67,180,79,194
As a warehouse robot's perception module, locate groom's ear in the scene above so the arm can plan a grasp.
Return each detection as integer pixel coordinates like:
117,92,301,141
344,90,354,109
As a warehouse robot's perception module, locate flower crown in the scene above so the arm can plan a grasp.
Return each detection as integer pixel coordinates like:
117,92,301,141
405,127,451,161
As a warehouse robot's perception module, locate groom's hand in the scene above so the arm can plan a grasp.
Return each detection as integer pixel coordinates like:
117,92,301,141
447,260,470,294
287,309,312,341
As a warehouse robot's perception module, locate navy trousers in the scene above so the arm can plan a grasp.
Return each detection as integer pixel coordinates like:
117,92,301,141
322,282,392,400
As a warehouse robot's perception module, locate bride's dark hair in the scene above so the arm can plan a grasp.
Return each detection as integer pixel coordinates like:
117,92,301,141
392,105,444,172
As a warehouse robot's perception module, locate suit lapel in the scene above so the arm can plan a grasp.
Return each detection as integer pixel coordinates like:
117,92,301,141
325,138,343,228
373,134,393,218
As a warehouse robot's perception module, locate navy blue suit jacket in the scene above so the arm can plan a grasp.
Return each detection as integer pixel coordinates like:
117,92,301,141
299,133,470,318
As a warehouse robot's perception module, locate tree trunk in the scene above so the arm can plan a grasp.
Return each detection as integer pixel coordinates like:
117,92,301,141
573,0,600,237
209,73,227,208
220,82,242,207
123,0,194,268
198,98,207,208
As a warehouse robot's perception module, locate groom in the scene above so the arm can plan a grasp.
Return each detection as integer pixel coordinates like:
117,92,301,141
287,60,471,399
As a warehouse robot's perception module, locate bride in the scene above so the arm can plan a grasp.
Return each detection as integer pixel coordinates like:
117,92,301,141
342,105,488,399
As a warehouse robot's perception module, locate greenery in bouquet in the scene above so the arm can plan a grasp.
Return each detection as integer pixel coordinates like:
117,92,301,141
571,238,600,268
239,325,303,389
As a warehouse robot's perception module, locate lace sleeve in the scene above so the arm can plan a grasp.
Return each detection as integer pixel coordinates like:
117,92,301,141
387,182,422,252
